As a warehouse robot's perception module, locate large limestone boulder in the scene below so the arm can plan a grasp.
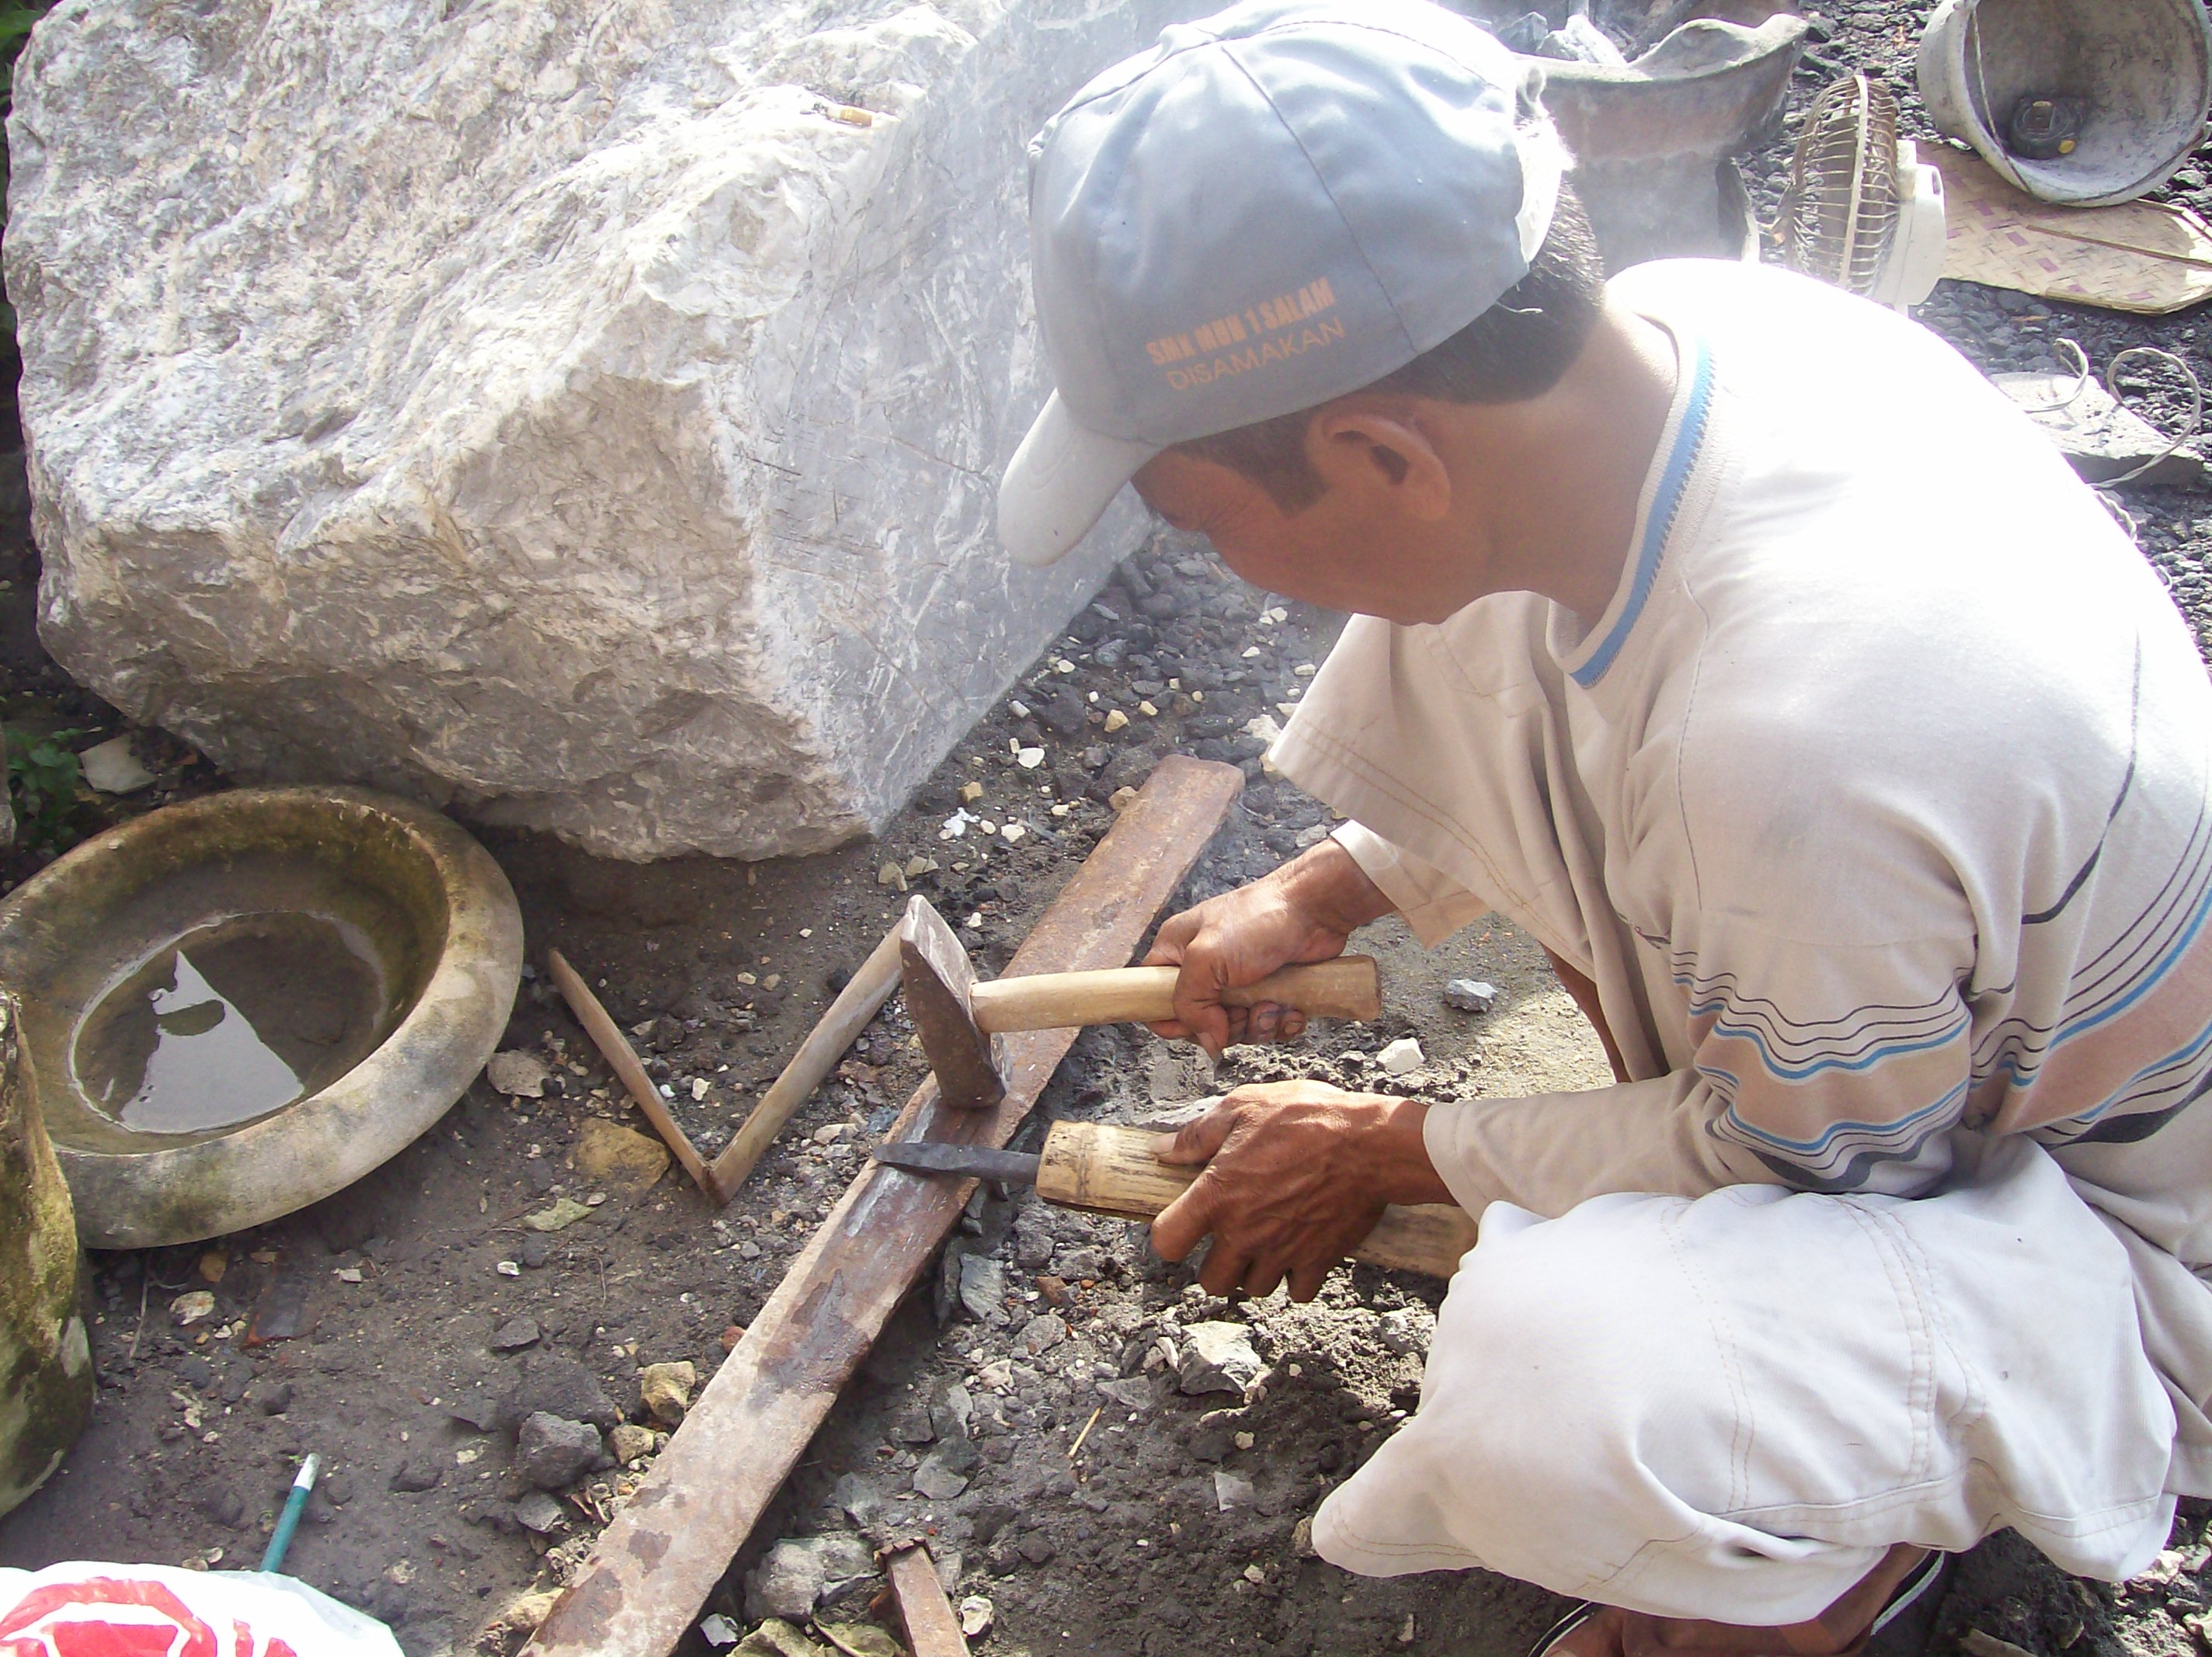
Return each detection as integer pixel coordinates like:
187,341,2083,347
8,0,1184,858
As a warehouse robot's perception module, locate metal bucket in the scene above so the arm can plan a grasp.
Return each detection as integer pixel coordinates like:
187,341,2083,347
1918,0,2212,206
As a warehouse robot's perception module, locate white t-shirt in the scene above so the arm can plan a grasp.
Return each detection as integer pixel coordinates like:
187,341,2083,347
1273,259,2212,1263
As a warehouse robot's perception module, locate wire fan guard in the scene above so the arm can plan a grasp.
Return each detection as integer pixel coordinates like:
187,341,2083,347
1778,74,1948,309
1784,75,1901,293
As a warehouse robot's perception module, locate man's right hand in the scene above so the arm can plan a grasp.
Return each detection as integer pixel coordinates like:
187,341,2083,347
1143,836,1395,1055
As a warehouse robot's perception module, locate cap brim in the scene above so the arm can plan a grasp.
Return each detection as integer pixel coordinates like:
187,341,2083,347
998,392,1163,568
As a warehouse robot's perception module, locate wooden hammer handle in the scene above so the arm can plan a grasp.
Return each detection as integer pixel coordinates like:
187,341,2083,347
968,955,1379,1033
1035,1120,1476,1280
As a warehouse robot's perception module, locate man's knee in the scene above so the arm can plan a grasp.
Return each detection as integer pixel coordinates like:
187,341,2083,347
1416,1195,1733,1507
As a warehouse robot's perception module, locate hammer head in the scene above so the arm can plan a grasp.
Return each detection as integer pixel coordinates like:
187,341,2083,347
899,895,1009,1112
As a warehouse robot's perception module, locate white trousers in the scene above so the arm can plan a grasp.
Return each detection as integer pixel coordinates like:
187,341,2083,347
1311,1138,2182,1625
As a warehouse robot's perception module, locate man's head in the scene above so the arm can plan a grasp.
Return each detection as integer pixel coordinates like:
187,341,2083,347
997,0,1584,582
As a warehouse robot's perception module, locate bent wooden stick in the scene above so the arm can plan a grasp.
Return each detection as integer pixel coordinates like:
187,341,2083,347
709,923,903,1200
548,948,718,1201
521,756,1246,1657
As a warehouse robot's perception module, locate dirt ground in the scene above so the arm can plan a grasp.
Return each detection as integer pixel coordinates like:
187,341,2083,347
7,2,2212,1655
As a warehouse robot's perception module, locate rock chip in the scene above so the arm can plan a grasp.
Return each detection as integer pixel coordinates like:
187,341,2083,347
1376,1307,1431,1357
1213,1470,1257,1511
912,1452,971,1502
521,1197,593,1234
1053,1245,1108,1280
744,1534,875,1624
816,1626,903,1657
929,1382,973,1442
1442,978,1497,1013
573,1119,670,1194
639,1360,697,1426
733,1620,831,1657
499,1354,622,1433
170,1291,214,1327
490,1315,541,1353
512,1491,567,1535
1177,1322,1264,1398
515,1412,603,1490
1096,1376,1155,1410
78,735,154,795
958,1255,1005,1324
388,1454,443,1493
446,1391,502,1433
1378,1036,1426,1076
609,1423,659,1465
1018,1312,1068,1356
486,1052,551,1098
959,1596,995,1638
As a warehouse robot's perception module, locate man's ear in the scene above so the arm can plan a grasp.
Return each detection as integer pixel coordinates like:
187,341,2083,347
1307,404,1452,523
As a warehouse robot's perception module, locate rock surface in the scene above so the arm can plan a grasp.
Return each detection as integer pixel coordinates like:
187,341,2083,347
1176,1322,1264,1398
745,1534,875,1624
515,1411,603,1490
7,0,1181,859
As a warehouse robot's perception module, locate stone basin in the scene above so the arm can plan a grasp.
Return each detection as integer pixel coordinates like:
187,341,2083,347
0,787,522,1248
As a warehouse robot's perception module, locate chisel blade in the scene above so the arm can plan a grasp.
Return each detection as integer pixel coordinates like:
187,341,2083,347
871,1140,1042,1185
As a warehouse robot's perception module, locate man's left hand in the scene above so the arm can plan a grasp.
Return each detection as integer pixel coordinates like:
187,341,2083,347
1149,1082,1456,1301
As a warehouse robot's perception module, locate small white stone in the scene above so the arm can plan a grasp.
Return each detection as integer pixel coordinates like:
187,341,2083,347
1008,700,1030,718
1139,700,1159,717
1101,709,1129,734
690,1077,709,1101
965,912,984,930
485,1051,550,1098
78,735,155,794
1000,822,1026,844
1379,1037,1426,1076
1016,747,1045,769
1240,645,1261,659
959,1596,995,1638
1214,1471,1256,1510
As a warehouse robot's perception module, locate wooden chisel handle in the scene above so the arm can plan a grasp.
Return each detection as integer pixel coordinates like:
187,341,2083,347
969,955,1380,1033
1034,1120,1477,1281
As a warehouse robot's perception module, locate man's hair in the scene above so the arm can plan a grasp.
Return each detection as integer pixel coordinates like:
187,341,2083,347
1170,179,1606,512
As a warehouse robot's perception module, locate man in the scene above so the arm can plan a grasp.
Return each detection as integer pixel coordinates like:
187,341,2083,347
994,3,2212,1654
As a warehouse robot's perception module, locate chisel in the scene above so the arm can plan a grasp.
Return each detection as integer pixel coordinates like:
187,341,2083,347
871,1118,1476,1280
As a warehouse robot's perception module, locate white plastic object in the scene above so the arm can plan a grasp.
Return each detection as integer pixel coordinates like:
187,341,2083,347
1872,141,1949,310
0,1561,402,1655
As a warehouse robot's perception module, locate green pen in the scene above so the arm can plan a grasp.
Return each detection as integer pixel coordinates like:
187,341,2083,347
259,1454,320,1575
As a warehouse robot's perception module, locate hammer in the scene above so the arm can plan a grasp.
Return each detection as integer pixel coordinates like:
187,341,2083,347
898,895,1382,1111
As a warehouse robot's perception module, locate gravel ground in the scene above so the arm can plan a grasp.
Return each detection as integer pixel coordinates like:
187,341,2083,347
2,2,2211,1655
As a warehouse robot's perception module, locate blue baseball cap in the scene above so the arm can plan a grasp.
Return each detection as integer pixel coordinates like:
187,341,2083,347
998,0,1565,567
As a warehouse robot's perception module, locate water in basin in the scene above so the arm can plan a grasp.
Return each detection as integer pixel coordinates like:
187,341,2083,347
71,911,393,1134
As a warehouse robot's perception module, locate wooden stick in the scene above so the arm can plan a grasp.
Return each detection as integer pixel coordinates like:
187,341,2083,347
547,949,719,1202
885,1545,969,1657
520,756,1243,1657
708,923,903,1201
969,955,1379,1031
1035,1120,1478,1278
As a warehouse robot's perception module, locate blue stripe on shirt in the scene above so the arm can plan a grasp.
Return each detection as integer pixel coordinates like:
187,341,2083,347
1571,336,1715,690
